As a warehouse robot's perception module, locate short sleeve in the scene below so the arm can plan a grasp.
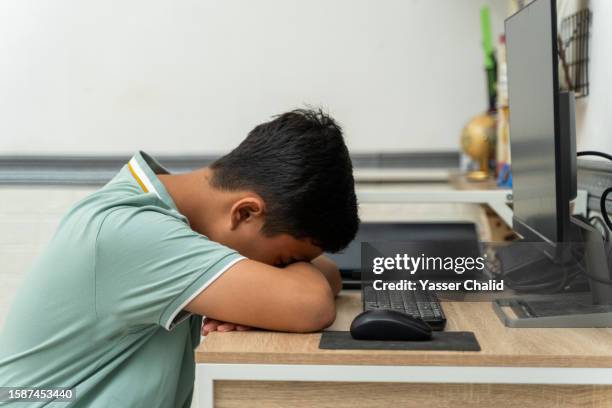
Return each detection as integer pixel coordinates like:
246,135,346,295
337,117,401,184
95,208,245,330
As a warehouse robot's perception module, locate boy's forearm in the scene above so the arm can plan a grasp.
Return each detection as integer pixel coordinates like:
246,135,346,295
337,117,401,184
311,255,342,295
189,259,336,333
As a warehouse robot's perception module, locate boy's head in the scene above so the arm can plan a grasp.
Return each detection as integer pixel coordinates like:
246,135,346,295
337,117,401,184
207,108,359,265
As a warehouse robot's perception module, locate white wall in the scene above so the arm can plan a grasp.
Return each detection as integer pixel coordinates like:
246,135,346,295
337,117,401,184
0,0,506,155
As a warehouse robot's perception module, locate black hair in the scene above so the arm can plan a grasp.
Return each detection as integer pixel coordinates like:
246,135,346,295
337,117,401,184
210,108,359,253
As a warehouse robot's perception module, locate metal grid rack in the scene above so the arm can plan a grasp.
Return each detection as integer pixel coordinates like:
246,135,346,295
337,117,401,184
558,8,591,98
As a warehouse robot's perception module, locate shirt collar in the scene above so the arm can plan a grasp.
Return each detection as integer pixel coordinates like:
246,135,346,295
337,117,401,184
127,151,179,212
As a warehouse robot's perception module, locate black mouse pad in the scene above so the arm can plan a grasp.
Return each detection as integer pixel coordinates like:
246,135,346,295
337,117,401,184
319,331,481,351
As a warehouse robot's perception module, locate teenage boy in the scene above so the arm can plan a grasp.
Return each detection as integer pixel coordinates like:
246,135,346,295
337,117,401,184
0,109,359,407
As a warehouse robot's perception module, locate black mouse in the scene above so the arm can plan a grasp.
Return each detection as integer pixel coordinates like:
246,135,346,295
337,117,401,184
350,309,433,341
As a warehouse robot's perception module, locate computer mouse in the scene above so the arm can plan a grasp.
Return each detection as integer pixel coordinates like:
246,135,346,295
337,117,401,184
350,309,433,341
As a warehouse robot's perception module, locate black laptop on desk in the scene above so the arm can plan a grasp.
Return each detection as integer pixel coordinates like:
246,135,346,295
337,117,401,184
326,222,482,331
327,222,482,286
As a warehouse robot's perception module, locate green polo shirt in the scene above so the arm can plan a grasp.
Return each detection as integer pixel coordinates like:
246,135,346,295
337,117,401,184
0,152,245,407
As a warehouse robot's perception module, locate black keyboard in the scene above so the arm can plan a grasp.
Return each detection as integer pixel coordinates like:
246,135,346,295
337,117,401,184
362,286,447,330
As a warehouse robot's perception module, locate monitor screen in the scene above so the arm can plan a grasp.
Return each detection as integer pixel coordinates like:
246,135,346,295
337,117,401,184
506,0,561,243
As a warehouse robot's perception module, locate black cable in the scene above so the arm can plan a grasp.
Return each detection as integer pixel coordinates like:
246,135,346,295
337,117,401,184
494,243,612,292
608,244,612,275
601,187,612,231
493,249,579,293
588,215,610,241
505,271,578,293
568,245,612,285
488,150,612,290
574,260,612,285
576,150,612,231
577,150,612,162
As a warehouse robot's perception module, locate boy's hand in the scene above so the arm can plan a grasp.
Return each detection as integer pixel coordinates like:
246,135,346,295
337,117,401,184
201,317,252,336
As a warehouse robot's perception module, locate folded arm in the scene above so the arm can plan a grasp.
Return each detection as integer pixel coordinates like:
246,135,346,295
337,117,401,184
311,255,342,296
186,258,336,333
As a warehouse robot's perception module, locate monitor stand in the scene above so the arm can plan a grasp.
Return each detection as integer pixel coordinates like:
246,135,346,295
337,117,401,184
493,218,612,328
493,294,612,328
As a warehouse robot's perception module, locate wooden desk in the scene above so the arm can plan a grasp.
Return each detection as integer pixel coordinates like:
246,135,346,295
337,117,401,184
195,291,612,408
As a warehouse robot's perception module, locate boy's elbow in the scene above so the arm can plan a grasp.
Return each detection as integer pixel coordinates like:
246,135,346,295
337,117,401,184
293,287,336,333
312,294,336,330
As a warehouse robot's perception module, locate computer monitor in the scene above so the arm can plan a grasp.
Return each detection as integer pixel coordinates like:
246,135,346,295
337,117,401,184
505,0,572,245
499,0,612,325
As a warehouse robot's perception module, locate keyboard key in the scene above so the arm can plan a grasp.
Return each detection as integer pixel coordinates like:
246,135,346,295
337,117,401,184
362,286,446,330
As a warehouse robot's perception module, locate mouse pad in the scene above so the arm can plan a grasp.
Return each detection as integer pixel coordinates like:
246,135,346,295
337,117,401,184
319,331,481,351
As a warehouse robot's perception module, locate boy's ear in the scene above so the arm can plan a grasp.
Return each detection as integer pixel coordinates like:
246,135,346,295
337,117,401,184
229,196,265,230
